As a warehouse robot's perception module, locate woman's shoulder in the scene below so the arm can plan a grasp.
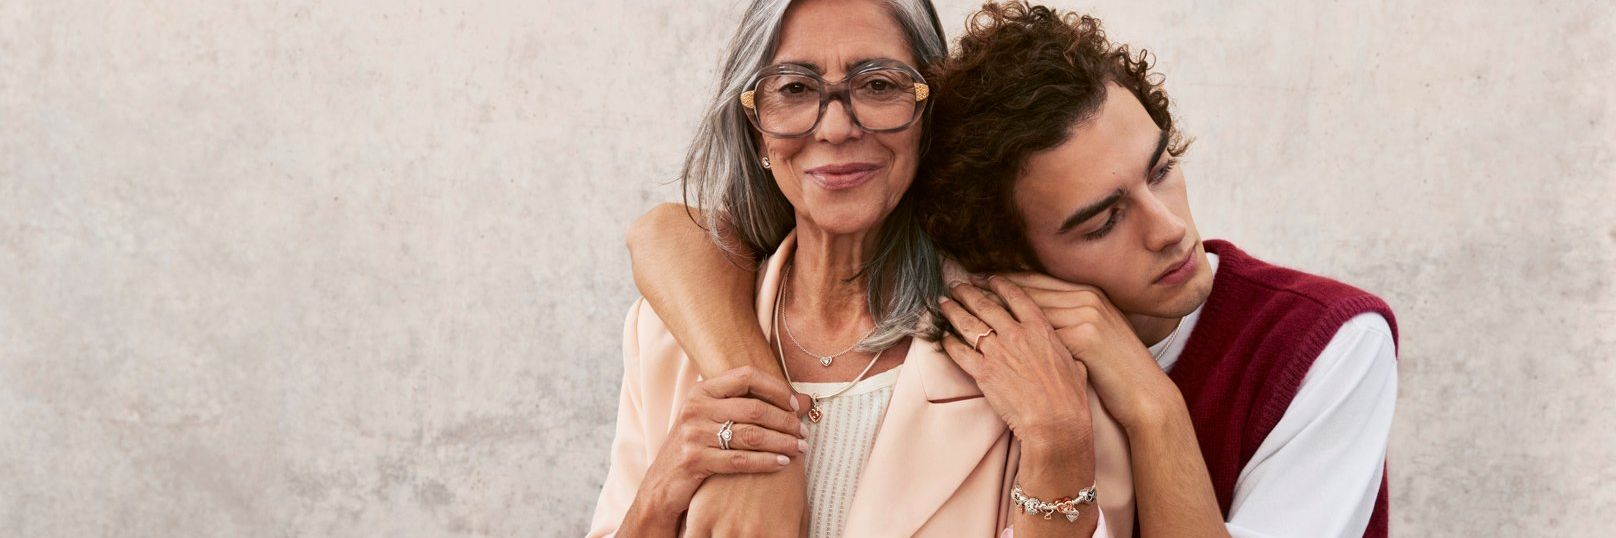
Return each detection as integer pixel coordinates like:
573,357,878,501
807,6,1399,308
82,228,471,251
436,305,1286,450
620,297,691,377
622,296,676,349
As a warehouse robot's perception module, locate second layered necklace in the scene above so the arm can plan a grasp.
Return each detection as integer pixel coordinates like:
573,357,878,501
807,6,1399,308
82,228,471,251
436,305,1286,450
773,265,885,423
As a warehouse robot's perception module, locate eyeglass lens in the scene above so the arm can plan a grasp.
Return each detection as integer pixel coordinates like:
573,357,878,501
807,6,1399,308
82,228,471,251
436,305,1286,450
752,69,920,136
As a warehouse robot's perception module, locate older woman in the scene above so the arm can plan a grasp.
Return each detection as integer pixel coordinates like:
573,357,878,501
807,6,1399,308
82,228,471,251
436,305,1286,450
588,1,1132,536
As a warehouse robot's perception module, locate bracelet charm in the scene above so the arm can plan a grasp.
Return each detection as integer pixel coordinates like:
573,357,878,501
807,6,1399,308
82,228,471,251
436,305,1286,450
1010,481,1097,522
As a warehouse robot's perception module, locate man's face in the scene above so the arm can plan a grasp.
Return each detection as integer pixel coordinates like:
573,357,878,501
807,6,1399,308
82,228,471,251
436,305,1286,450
1012,82,1213,319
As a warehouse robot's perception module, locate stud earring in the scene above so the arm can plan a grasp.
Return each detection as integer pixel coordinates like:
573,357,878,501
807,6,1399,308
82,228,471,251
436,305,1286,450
761,156,771,169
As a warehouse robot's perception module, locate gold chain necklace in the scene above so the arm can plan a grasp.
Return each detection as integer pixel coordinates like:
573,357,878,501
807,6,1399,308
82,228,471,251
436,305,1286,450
772,265,884,423
1151,318,1184,362
781,300,867,367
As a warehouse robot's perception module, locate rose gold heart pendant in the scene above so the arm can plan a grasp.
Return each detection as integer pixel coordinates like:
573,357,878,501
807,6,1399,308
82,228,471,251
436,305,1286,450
807,396,823,423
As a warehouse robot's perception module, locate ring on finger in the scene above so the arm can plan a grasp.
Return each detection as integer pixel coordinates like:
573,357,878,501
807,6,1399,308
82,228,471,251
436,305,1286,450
717,420,735,450
971,328,997,352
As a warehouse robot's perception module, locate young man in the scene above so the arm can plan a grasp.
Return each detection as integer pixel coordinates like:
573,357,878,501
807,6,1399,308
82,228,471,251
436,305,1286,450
622,2,1396,536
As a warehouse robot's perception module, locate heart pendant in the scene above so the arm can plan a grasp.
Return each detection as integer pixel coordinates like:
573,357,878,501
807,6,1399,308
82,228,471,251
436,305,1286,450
807,406,823,423
819,356,833,367
1065,513,1079,522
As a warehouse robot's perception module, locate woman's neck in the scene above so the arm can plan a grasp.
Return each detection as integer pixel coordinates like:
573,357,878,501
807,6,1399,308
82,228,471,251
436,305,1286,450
786,220,879,337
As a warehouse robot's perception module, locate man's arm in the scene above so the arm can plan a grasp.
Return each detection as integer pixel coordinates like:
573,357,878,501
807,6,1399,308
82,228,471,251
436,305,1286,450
1121,381,1233,537
1223,313,1397,537
625,202,783,380
624,203,808,537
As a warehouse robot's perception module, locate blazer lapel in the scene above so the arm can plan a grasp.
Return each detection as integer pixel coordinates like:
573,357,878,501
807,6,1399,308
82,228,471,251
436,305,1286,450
840,335,1008,537
754,233,794,332
756,233,1009,536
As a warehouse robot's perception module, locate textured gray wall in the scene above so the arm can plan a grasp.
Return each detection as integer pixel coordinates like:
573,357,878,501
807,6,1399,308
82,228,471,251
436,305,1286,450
1,0,1611,536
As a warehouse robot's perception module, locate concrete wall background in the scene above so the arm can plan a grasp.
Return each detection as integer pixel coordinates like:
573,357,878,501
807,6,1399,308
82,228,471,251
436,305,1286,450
1,0,1610,536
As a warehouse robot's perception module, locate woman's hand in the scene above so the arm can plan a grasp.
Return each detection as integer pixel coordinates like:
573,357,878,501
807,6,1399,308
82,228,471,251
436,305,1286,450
938,277,1092,453
622,366,807,532
940,277,1103,535
1000,272,1178,430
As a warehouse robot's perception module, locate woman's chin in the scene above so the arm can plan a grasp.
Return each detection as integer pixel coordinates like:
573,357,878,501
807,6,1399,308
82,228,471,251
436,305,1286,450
799,206,889,236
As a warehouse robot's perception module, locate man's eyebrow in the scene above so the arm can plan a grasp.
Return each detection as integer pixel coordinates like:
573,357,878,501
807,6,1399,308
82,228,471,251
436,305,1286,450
1058,188,1126,235
1054,132,1170,236
1146,130,1170,174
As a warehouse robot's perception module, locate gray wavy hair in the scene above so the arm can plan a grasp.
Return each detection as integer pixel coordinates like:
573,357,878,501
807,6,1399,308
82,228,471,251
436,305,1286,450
679,0,949,351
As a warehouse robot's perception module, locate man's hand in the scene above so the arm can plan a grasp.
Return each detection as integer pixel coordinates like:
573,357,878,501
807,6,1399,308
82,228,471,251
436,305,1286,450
682,462,808,537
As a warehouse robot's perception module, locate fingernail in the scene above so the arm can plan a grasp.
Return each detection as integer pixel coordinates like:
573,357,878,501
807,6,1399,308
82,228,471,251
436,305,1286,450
797,439,808,453
790,395,800,411
777,455,791,466
938,296,952,303
948,280,966,289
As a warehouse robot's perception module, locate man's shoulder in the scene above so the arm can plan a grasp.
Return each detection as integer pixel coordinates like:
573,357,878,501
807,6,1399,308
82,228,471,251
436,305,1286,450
1202,240,1399,348
1205,239,1391,314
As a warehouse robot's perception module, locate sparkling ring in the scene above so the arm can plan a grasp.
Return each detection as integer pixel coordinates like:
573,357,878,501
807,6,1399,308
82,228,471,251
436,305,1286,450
717,420,735,450
971,328,996,352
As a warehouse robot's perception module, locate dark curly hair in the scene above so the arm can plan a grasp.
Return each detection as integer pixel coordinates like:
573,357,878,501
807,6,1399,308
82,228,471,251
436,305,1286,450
915,1,1189,273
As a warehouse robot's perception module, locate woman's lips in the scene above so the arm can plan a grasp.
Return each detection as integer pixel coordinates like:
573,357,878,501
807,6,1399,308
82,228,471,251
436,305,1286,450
805,162,881,191
1155,249,1198,286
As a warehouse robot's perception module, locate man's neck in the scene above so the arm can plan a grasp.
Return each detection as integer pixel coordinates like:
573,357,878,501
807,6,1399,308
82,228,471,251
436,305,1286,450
1128,313,1188,347
1128,251,1220,347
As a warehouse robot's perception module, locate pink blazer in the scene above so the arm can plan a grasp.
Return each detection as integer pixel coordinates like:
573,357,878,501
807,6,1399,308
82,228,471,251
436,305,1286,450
588,233,1135,537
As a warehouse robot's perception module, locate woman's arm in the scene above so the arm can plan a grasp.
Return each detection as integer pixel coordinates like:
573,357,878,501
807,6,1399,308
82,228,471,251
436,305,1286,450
1012,431,1102,537
936,279,1104,537
626,203,784,380
1002,273,1230,538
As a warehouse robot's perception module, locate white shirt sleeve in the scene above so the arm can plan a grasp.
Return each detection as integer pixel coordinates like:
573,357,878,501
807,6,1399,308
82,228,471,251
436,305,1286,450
1224,313,1398,538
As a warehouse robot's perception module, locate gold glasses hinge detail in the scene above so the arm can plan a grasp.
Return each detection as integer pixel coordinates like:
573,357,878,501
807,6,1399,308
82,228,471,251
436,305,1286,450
739,90,755,109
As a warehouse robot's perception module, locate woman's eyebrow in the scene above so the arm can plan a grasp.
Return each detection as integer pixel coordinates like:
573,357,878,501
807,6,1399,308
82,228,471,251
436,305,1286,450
773,57,898,75
774,60,824,73
845,58,888,71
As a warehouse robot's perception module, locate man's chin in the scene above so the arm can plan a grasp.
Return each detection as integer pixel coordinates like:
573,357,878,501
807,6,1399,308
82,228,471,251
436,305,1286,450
1166,272,1215,317
1125,278,1213,320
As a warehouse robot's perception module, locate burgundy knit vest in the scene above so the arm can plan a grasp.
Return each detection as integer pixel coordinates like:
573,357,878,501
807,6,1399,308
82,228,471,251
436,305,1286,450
1169,240,1399,537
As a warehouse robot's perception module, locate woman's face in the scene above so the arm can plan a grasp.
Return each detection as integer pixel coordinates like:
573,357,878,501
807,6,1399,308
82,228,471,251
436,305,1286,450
759,0,924,237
